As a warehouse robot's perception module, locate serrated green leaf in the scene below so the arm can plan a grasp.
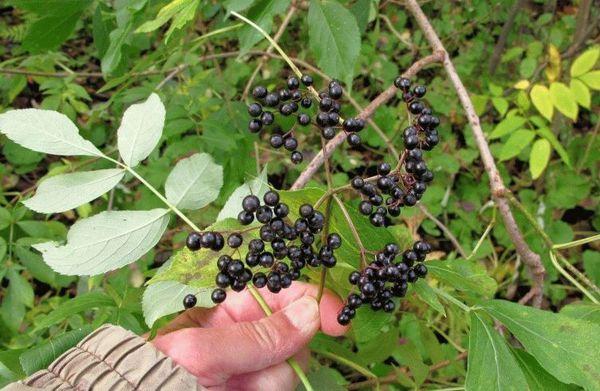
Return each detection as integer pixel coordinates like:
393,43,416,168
308,0,360,86
570,47,599,77
466,312,529,391
482,299,600,390
34,292,115,331
549,82,578,120
570,79,591,109
136,0,196,33
23,169,125,214
489,116,526,139
529,139,551,179
19,327,92,376
165,153,223,210
117,93,165,168
0,109,102,157
578,70,600,90
427,259,497,297
499,129,535,161
512,349,577,391
530,85,553,121
101,22,132,75
34,209,170,276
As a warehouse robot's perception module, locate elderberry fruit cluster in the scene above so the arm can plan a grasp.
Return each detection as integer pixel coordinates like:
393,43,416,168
337,240,432,325
350,78,438,227
180,190,343,307
247,76,365,164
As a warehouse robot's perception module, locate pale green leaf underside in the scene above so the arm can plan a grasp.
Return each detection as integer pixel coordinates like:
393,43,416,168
23,169,125,213
33,209,170,276
165,153,223,210
216,167,269,221
143,280,212,327
0,109,103,157
117,93,166,167
466,312,529,391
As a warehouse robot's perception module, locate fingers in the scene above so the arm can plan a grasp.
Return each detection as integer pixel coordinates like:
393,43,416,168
153,296,320,383
223,349,310,391
185,282,348,336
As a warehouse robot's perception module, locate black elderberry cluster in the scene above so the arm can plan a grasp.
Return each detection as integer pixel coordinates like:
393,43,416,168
350,78,438,227
337,240,432,325
247,75,364,164
182,190,343,308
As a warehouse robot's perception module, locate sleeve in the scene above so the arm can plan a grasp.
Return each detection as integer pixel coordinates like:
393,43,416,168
4,324,201,391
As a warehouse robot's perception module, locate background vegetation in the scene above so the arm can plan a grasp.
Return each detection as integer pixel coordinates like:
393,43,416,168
0,0,598,389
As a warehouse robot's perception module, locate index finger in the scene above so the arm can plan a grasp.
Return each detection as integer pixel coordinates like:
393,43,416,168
172,282,348,337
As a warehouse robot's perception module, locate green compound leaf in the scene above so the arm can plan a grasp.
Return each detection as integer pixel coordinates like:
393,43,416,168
529,138,551,180
427,259,497,297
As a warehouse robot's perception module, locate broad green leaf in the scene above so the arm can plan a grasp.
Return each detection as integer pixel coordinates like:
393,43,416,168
529,139,551,179
117,93,166,167
427,259,497,297
492,97,509,117
394,341,429,386
164,0,200,42
165,153,223,210
34,292,115,331
0,348,25,385
303,366,347,391
512,349,578,391
578,70,600,90
217,167,269,221
530,85,553,121
23,169,125,213
570,47,599,77
7,269,34,308
466,312,529,391
149,219,259,287
101,23,132,74
560,302,600,324
0,109,103,157
483,300,600,390
238,0,290,54
535,127,571,167
549,82,578,120
308,0,361,86
499,129,536,161
143,280,212,327
582,250,600,287
20,0,92,53
0,273,26,331
0,208,11,230
19,327,92,376
34,209,170,275
412,279,445,316
570,79,591,109
489,116,526,139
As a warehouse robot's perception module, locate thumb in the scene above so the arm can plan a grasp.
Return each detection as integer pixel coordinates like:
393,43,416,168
153,296,320,382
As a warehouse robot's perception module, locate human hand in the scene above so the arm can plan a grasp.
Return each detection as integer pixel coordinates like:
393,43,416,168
152,282,348,390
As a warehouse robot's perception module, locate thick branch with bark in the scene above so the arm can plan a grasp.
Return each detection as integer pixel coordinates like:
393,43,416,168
404,0,545,307
291,51,444,190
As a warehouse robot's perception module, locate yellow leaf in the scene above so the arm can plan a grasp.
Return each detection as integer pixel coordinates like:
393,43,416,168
514,80,530,90
545,44,561,82
530,84,553,121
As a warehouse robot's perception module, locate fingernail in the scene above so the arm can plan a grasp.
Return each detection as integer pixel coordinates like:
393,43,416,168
283,296,319,332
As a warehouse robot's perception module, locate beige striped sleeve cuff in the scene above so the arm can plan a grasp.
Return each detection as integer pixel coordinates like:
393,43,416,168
3,325,200,391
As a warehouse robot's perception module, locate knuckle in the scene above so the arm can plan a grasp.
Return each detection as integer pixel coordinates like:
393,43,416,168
237,319,282,352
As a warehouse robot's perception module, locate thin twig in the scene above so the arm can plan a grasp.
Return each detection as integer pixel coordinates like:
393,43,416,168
418,204,467,258
404,0,545,307
488,0,526,75
291,51,444,190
